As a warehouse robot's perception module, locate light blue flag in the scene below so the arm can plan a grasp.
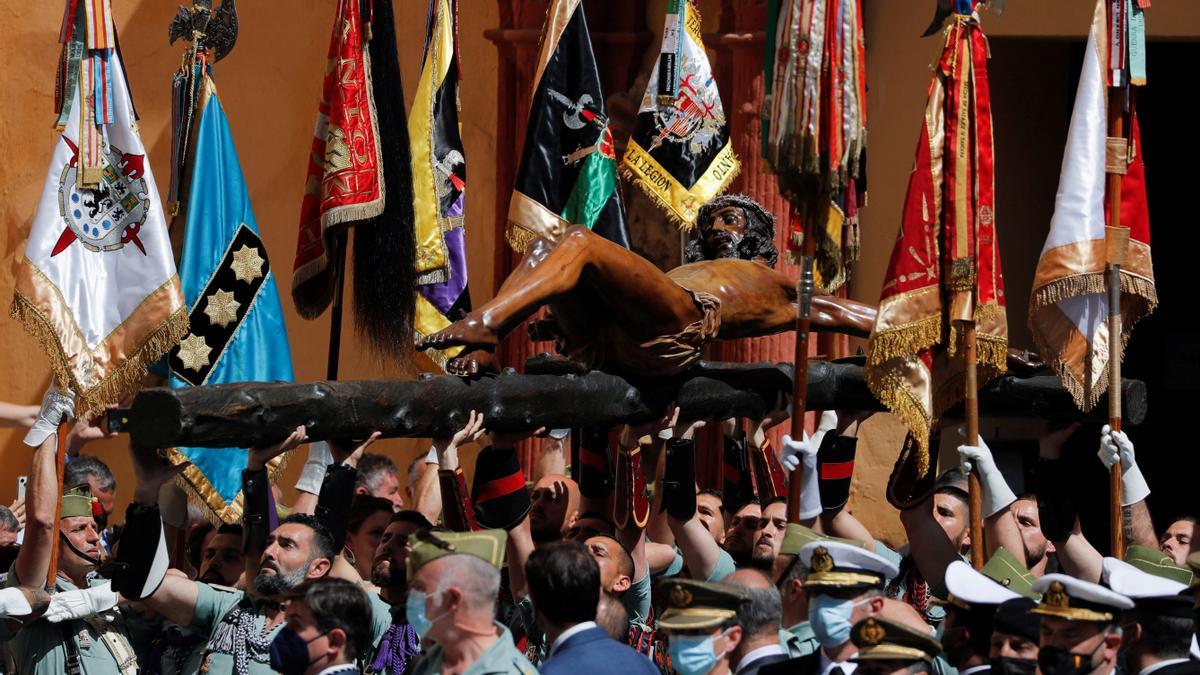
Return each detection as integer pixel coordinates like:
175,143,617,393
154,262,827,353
168,73,294,524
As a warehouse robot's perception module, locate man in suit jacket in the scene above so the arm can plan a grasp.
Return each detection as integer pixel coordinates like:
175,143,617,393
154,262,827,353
1103,555,1200,675
528,540,658,675
723,569,790,675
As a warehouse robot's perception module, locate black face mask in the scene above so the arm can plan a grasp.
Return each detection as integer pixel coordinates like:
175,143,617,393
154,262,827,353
990,657,1038,675
1038,644,1101,675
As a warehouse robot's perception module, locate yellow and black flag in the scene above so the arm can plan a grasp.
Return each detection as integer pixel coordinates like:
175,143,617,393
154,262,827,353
622,0,739,228
507,0,630,252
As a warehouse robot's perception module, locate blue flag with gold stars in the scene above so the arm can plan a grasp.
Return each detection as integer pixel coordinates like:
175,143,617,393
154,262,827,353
167,70,294,524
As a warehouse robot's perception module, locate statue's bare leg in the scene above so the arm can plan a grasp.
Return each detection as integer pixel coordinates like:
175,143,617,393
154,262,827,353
418,226,702,356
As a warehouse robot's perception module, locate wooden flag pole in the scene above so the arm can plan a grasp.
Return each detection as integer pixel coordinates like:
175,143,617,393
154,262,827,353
45,423,70,585
959,318,985,569
326,231,348,381
1105,87,1127,558
787,220,818,524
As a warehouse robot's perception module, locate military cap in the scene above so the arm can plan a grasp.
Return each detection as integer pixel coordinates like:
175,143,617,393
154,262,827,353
1103,556,1194,618
658,578,749,631
61,484,97,519
1188,551,1200,589
798,541,898,590
780,524,863,557
850,617,942,664
1031,573,1133,623
993,597,1041,643
983,547,1039,599
406,529,507,578
1122,545,1193,586
944,559,1021,610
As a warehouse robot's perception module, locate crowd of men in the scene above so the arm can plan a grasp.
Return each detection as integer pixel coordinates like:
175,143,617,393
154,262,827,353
0,385,1195,675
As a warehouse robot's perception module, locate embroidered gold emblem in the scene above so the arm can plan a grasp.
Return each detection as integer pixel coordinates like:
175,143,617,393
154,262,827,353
860,619,885,646
203,289,241,328
811,546,834,573
671,584,693,608
177,334,213,371
1045,581,1069,610
230,244,265,283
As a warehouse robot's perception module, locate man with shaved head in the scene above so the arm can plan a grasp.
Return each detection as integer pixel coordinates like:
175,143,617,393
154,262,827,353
530,475,581,544
723,569,789,675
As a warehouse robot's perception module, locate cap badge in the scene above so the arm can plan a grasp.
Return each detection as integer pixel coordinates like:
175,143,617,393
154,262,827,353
671,584,693,608
861,619,885,646
1045,581,1069,610
812,546,834,573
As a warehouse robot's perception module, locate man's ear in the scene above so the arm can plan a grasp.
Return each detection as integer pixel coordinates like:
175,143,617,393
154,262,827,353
725,625,744,653
613,575,632,594
327,627,347,656
308,556,332,579
867,595,886,615
354,486,369,497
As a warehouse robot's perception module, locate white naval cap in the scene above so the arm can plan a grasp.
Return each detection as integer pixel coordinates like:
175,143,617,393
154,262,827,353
798,540,900,589
945,560,1022,608
1031,573,1134,622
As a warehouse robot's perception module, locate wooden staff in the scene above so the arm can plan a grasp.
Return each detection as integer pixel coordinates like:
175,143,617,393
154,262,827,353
958,318,985,570
1105,87,1127,558
45,423,70,585
326,231,348,381
786,221,818,524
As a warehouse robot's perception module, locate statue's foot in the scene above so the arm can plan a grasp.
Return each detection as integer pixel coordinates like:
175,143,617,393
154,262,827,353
417,314,500,352
446,349,497,377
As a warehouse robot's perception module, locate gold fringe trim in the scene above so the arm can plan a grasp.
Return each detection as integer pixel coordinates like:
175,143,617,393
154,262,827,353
168,445,294,526
10,293,190,416
865,362,933,475
866,317,942,367
505,222,539,253
617,160,742,231
1031,272,1158,315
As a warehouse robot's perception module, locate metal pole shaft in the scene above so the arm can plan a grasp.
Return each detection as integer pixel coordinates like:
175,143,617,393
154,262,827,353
787,224,817,524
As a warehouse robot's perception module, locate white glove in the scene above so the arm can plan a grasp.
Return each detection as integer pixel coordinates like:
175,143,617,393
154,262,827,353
294,441,333,495
1098,425,1149,506
810,410,838,449
24,385,75,447
424,446,439,465
780,432,822,520
957,434,1016,518
0,587,32,618
45,581,118,623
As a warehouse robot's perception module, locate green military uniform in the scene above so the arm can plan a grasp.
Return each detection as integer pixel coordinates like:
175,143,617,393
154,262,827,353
780,621,819,659
405,530,536,675
1123,545,1193,585
4,486,138,675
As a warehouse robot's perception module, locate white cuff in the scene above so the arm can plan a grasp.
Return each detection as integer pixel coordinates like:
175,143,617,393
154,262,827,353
424,447,439,465
295,441,333,495
0,587,31,618
796,461,822,520
1121,464,1150,506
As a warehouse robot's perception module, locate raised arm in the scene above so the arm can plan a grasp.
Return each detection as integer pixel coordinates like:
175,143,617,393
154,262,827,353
0,402,39,428
14,387,75,589
1097,425,1157,549
663,417,724,580
1036,424,1103,583
956,434,1023,560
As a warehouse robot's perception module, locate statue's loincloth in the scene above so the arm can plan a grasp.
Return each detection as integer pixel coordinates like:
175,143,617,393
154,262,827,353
561,289,722,377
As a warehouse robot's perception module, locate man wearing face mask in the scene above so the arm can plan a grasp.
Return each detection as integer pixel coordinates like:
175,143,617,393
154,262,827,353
270,578,375,675
366,511,434,675
940,550,1036,675
1102,555,1200,675
659,578,750,675
775,524,868,659
989,598,1042,675
760,540,900,675
404,529,536,675
1030,574,1134,675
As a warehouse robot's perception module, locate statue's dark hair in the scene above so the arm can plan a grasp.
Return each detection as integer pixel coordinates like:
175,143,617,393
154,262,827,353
685,194,779,268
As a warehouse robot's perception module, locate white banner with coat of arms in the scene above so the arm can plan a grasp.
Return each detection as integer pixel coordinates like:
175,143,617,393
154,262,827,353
11,46,187,414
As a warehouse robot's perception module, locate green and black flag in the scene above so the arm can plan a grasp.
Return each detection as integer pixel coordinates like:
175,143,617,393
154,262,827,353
506,0,630,252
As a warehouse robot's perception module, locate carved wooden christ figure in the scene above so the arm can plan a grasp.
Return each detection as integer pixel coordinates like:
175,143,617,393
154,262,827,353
419,195,878,375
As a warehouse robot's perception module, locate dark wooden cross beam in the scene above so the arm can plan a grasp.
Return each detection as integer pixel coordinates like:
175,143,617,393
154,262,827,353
127,360,1146,450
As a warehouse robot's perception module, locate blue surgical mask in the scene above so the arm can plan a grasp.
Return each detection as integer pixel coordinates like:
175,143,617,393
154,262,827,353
669,633,721,675
810,595,865,648
406,589,448,639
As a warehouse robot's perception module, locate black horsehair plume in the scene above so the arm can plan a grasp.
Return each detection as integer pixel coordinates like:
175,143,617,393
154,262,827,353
354,0,417,366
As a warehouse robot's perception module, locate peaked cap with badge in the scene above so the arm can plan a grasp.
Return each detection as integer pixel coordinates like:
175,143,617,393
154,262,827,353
658,578,749,631
1031,573,1133,623
850,617,943,664
943,547,1038,610
798,540,899,590
406,529,507,579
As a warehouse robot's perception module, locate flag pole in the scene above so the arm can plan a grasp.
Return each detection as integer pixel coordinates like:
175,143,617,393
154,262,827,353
1105,86,1127,558
45,422,70,584
326,231,348,381
787,218,817,524
958,318,985,569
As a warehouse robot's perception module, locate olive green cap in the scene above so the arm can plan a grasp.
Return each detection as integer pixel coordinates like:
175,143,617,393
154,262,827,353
61,484,96,519
658,578,749,631
1124,545,1193,586
982,546,1039,600
851,617,943,664
780,524,864,557
406,529,507,578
